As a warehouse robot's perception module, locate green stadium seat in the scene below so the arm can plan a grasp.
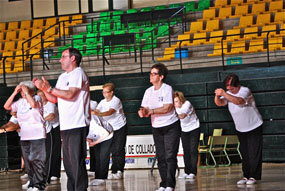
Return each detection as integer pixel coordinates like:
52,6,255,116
86,33,98,45
197,0,210,11
127,9,138,14
169,3,182,8
72,34,84,45
112,10,124,16
141,7,152,12
184,1,196,12
154,5,166,11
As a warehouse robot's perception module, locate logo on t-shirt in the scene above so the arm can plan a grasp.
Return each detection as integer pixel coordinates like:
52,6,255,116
158,97,163,102
66,82,69,86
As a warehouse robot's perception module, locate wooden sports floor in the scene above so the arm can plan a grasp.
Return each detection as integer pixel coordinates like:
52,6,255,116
0,163,284,191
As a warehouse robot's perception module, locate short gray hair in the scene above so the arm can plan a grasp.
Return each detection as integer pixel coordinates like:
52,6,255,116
19,81,35,90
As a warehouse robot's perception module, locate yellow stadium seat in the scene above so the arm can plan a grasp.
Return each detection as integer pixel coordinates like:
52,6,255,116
191,32,207,45
269,1,284,12
45,17,57,27
261,25,277,38
59,16,70,26
29,48,41,59
4,31,17,41
30,39,42,49
230,0,244,6
225,29,241,41
0,22,6,31
33,19,44,29
215,0,228,7
188,21,204,33
266,37,283,51
255,13,271,26
247,0,262,4
208,42,228,57
234,15,253,29
71,15,83,25
219,7,232,19
17,40,29,50
247,39,265,53
60,26,69,36
226,41,246,55
157,47,175,61
18,29,30,40
20,20,31,30
176,34,191,46
31,29,43,38
209,30,224,43
15,50,26,61
2,51,14,63
201,9,216,20
44,27,58,38
231,5,249,18
4,41,16,51
274,12,285,24
0,32,4,41
8,21,19,31
205,19,220,31
251,2,266,15
244,27,259,40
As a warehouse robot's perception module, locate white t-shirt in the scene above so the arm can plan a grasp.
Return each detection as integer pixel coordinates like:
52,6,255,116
97,95,126,131
224,86,263,132
87,115,113,142
9,116,18,124
43,101,60,133
90,100,98,110
11,95,46,140
9,116,20,136
56,67,90,131
175,100,200,132
141,83,178,128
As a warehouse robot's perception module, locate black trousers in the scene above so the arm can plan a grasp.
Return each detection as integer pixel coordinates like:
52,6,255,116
152,120,181,188
181,127,200,175
61,126,89,191
89,146,96,172
21,139,46,190
45,126,61,183
237,125,263,180
92,138,112,179
111,124,127,173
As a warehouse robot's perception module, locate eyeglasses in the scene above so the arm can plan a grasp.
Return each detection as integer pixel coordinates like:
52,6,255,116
149,72,159,76
102,90,111,94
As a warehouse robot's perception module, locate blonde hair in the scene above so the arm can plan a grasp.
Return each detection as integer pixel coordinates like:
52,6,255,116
103,82,115,91
174,91,186,104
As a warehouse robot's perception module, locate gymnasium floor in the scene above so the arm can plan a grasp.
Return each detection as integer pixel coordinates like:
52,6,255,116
0,163,284,191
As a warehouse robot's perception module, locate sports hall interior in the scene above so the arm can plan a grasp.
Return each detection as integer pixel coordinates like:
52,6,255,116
0,0,285,190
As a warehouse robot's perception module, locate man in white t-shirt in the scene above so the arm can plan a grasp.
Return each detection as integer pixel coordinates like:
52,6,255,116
33,48,90,191
215,73,263,185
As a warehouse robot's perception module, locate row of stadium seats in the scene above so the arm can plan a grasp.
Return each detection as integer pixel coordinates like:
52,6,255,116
0,15,82,32
201,0,283,20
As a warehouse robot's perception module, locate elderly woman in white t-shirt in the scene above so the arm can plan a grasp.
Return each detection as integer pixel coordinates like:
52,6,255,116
4,81,46,191
138,63,180,191
174,91,200,180
94,83,127,180
215,73,263,185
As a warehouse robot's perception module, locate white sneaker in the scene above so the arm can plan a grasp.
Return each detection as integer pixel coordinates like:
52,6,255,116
112,171,123,179
237,177,248,185
21,173,29,179
27,187,34,191
186,173,195,179
246,178,256,185
88,171,94,177
22,180,30,189
89,179,105,186
155,187,165,191
178,173,188,179
107,173,115,179
31,188,39,191
50,176,59,181
165,187,174,191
